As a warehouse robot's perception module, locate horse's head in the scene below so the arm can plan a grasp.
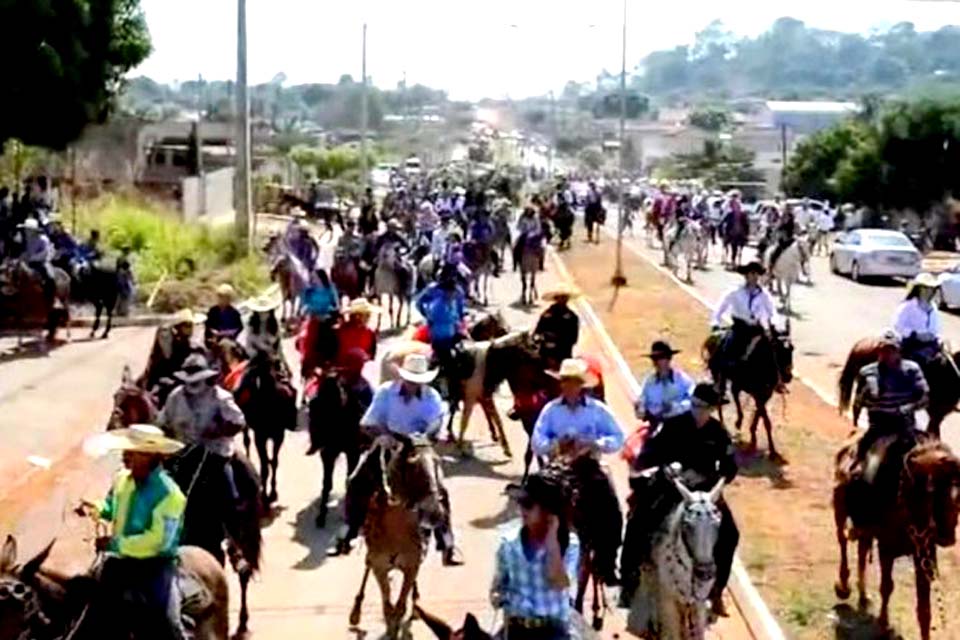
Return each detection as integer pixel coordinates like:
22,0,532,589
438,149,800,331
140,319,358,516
485,331,541,393
669,472,725,600
0,536,60,640
109,366,157,430
772,326,795,384
468,311,509,341
380,435,441,513
414,605,492,640
902,441,960,548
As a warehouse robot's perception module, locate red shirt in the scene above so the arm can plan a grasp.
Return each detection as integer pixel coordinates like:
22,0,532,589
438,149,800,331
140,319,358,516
335,323,376,364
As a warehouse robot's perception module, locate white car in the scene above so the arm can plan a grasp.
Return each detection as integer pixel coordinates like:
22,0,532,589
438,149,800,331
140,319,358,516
938,266,960,309
371,163,396,188
829,229,922,282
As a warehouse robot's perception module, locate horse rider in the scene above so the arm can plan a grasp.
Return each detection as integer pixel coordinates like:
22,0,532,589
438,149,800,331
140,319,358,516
532,358,625,585
636,340,695,431
534,283,581,370
468,206,499,274
18,217,55,303
710,261,777,376
139,309,207,406
300,268,340,376
894,273,943,368
416,198,441,245
307,347,374,456
78,425,188,640
415,265,466,395
376,218,411,255
620,383,739,616
513,206,543,271
333,353,465,565
493,471,581,640
767,202,797,272
80,229,104,264
584,181,604,242
358,199,379,236
205,283,243,348
336,218,364,260
157,354,248,530
334,298,378,367
284,216,318,269
245,293,290,376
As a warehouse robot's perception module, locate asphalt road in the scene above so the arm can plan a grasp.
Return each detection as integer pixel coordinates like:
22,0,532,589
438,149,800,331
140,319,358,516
605,215,960,452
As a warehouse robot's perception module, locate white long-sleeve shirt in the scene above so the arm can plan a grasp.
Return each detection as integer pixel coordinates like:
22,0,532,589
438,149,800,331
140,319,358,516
894,298,941,340
711,285,776,328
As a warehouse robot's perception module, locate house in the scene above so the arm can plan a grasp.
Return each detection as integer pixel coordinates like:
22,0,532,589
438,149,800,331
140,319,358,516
762,100,859,135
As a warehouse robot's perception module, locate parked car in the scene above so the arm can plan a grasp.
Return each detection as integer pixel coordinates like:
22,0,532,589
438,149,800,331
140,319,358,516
829,229,922,282
939,266,960,309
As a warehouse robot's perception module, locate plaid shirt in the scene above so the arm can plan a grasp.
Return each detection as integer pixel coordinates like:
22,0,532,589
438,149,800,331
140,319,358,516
492,522,580,622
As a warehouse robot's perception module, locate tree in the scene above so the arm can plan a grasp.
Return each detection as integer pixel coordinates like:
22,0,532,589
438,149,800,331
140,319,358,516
0,0,152,149
688,106,732,131
577,148,604,172
782,120,871,200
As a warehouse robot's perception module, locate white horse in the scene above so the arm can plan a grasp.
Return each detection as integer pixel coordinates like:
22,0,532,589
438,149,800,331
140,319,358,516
629,469,725,640
764,238,809,316
665,220,706,283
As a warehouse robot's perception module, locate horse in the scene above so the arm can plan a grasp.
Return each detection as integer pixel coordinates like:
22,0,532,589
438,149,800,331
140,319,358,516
518,234,544,307
107,365,158,430
645,200,664,249
462,240,495,306
665,220,706,284
0,259,71,344
233,349,296,504
490,203,513,269
265,235,310,324
0,536,230,640
838,338,960,438
415,606,492,640
721,210,749,269
167,445,263,636
308,370,367,528
349,435,442,639
628,469,725,640
764,238,810,316
71,260,122,339
331,250,362,302
703,324,794,460
833,437,960,640
373,244,414,329
554,204,574,250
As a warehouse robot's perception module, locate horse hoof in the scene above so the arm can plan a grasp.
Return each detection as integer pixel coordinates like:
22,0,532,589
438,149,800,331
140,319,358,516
268,490,278,503
315,511,327,528
858,595,871,611
349,599,363,627
592,616,604,631
769,451,787,464
835,582,851,600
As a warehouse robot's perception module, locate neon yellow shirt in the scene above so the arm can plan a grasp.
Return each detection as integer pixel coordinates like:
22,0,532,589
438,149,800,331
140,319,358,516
98,467,186,559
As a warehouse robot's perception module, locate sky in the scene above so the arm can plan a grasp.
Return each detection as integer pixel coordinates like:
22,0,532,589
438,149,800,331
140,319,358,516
135,0,960,100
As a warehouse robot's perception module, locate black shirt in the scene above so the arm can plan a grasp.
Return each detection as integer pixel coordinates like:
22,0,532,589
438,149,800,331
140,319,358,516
534,303,579,360
633,414,738,489
205,305,243,337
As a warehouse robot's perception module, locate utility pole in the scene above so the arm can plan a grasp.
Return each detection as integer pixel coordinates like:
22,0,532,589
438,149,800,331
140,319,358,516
360,23,370,192
548,91,556,178
780,123,788,187
612,0,628,287
235,0,252,250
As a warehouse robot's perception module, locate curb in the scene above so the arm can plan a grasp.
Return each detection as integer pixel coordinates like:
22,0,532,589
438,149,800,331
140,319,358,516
68,315,167,329
547,248,786,640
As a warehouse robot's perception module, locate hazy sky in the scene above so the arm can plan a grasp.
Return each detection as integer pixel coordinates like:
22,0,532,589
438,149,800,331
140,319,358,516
135,0,960,99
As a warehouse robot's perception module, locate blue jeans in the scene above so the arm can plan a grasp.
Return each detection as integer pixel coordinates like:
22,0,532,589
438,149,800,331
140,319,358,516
86,556,185,640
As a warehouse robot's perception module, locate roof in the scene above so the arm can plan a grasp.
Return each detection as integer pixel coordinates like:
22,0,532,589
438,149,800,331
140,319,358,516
766,100,858,114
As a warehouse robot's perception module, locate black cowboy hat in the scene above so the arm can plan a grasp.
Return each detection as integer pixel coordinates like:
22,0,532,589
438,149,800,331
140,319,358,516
506,471,567,516
691,382,729,407
736,261,766,276
645,340,680,359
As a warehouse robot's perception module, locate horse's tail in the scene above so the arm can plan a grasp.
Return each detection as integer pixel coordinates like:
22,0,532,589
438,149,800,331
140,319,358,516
838,341,873,414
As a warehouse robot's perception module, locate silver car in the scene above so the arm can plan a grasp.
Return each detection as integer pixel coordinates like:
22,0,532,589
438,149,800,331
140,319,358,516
829,229,922,282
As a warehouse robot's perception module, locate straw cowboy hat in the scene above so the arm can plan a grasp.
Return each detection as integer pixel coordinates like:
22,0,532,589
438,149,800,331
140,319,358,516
174,354,219,384
168,308,206,327
541,282,582,302
645,340,681,359
247,291,282,313
344,298,380,317
18,218,40,231
216,283,236,298
84,424,184,458
397,353,438,384
546,358,598,387
906,272,940,297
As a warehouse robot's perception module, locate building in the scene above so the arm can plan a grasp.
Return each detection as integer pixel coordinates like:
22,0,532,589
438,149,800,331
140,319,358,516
762,101,859,135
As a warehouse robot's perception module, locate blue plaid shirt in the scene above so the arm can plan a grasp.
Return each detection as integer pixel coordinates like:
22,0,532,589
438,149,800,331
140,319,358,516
492,523,580,622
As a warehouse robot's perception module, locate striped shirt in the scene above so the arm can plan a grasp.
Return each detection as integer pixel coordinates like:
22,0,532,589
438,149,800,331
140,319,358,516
492,523,580,622
857,360,928,428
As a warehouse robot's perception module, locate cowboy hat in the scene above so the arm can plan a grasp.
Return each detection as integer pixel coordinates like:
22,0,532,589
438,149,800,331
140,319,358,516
18,218,40,231
736,261,766,276
247,291,282,313
541,282,582,302
174,353,219,384
84,424,184,458
344,298,380,317
879,329,902,350
691,383,729,408
216,283,235,298
906,272,940,294
397,353,438,384
387,219,402,230
505,471,568,516
645,340,681,359
546,358,598,387
168,308,205,327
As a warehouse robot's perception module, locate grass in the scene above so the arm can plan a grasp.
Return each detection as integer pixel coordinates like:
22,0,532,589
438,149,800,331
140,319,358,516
73,195,270,312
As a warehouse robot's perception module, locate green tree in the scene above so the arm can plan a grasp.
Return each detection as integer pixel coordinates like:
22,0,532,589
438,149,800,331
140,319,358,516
782,120,871,200
688,106,732,131
578,148,604,172
0,0,152,149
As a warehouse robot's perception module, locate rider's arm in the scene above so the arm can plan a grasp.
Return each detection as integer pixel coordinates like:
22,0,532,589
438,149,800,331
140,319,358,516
592,402,625,454
674,370,696,416
893,302,913,338
710,290,734,327
636,375,658,421
717,430,739,483
111,487,186,559
531,403,559,457
545,518,570,589
360,384,390,430
214,391,246,437
904,364,930,414
758,290,776,331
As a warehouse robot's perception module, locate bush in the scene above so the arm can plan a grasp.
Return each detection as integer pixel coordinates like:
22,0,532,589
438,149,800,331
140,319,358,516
74,195,270,312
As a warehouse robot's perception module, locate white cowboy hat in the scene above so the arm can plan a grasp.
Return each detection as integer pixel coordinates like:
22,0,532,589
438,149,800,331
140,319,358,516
168,308,206,327
541,282,582,302
84,424,184,458
907,272,940,293
546,358,598,387
453,186,466,195
344,298,380,316
174,353,219,384
247,291,282,313
216,283,235,298
19,218,40,231
397,353,438,384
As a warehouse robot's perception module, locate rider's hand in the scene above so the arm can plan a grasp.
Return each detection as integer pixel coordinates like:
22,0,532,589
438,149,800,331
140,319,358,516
94,536,112,553
546,514,560,540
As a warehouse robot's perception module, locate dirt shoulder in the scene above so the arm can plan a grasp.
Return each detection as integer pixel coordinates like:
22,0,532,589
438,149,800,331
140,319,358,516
559,238,960,640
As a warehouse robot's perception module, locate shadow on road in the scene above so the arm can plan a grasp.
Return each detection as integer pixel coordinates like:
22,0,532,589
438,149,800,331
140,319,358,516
470,494,519,530
443,449,521,484
734,443,793,490
833,603,903,640
290,496,337,570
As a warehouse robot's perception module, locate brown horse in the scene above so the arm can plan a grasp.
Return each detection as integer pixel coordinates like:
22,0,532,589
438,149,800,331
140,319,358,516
331,251,362,301
833,436,960,640
349,436,442,639
107,366,158,430
0,536,229,640
0,260,71,343
265,235,309,324
838,337,960,437
415,605,492,640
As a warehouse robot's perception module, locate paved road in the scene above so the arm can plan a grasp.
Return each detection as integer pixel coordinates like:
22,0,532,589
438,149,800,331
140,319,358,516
0,253,753,638
605,216,960,451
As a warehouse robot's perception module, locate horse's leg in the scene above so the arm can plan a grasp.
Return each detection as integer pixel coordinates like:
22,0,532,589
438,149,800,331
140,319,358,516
394,568,418,628
878,545,895,629
760,401,779,460
592,573,603,630
857,537,871,609
732,386,744,432
255,433,269,502
349,565,371,627
237,569,251,635
748,404,761,452
927,409,945,439
481,396,511,458
457,395,476,448
834,485,852,600
91,302,101,338
270,435,282,502
574,556,588,613
242,426,251,460
372,566,396,635
103,298,114,339
316,449,334,527
914,553,932,640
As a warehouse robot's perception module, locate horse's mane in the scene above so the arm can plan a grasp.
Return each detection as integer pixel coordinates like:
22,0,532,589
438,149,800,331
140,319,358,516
906,439,960,477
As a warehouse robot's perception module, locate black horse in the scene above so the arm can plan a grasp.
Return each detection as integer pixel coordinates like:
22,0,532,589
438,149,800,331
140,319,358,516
71,261,122,339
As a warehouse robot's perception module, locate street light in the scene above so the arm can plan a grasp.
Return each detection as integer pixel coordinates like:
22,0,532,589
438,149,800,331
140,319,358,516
234,0,252,252
361,23,370,192
611,0,628,287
